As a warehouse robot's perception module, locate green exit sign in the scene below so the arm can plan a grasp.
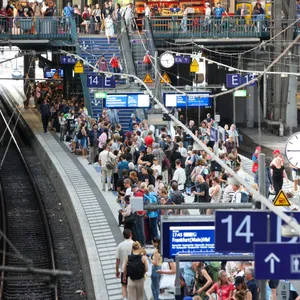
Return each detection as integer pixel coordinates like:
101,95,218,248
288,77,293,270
234,90,247,97
94,92,107,99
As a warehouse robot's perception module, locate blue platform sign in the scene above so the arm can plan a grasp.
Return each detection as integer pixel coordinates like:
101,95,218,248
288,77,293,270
86,75,116,88
215,211,268,253
60,55,77,64
215,211,300,253
226,73,256,88
255,243,300,280
175,56,191,64
164,92,212,108
104,93,150,108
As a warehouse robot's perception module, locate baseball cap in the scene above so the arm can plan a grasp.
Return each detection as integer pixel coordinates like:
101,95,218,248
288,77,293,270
234,276,245,286
273,149,280,155
255,146,261,151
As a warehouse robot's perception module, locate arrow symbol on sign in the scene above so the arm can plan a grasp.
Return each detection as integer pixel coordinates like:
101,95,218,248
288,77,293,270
264,253,280,274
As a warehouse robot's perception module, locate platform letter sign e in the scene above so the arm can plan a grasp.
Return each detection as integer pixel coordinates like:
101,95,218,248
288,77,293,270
226,74,240,88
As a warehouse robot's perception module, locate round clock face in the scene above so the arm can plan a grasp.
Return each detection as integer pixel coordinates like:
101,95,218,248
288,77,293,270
285,132,300,167
160,52,175,68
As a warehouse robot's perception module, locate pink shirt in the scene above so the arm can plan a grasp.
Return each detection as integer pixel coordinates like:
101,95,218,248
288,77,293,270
98,132,107,149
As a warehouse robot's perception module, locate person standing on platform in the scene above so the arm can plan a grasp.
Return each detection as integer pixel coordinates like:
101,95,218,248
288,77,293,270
40,98,51,133
88,123,101,164
99,143,117,191
116,229,134,300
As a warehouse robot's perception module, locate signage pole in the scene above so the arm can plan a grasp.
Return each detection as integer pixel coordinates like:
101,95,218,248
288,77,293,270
258,153,267,300
233,94,236,126
175,256,181,299
198,96,201,126
258,153,266,209
154,51,158,81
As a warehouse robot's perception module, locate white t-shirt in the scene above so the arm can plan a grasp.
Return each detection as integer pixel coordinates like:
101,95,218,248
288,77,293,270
152,165,162,176
172,167,186,190
125,187,132,196
116,239,134,272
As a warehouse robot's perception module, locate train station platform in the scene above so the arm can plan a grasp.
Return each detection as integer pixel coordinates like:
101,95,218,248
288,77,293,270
1,83,300,300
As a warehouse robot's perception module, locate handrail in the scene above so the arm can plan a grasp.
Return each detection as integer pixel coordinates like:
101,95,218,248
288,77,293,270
0,16,71,39
144,203,253,210
149,14,273,38
0,87,58,299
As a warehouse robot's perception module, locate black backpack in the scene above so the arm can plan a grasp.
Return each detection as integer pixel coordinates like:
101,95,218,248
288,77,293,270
127,254,145,280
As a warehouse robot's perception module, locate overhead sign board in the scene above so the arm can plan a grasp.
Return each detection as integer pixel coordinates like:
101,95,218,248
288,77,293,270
175,56,191,64
44,69,64,78
164,92,212,108
161,216,252,260
215,211,300,253
273,190,291,206
104,93,150,108
226,73,256,88
255,243,300,280
60,55,77,64
86,75,116,88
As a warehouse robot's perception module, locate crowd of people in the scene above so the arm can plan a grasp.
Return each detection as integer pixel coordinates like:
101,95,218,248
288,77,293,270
116,229,300,300
34,70,300,300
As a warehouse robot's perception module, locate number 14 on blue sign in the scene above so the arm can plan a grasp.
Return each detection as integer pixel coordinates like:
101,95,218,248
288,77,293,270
215,211,268,252
86,75,116,88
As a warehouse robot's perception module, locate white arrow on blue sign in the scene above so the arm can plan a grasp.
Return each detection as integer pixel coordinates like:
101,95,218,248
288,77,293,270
255,243,300,280
60,55,77,65
175,56,191,64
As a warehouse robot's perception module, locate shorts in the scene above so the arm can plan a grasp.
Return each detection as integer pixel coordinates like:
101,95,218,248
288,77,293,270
292,170,300,181
121,272,128,285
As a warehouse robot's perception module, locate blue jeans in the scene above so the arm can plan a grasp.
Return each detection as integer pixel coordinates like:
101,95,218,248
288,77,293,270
134,215,145,246
149,217,158,241
151,265,161,300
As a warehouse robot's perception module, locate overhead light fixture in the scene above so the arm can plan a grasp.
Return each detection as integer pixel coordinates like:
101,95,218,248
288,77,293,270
228,68,234,72
221,84,227,91
281,73,288,78
208,60,214,64
253,72,258,76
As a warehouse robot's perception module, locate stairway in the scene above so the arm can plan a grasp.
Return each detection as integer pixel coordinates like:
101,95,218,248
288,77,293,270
129,33,155,80
78,36,133,131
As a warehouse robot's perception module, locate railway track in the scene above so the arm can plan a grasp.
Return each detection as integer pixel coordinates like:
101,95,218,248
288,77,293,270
0,89,88,299
0,96,57,300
